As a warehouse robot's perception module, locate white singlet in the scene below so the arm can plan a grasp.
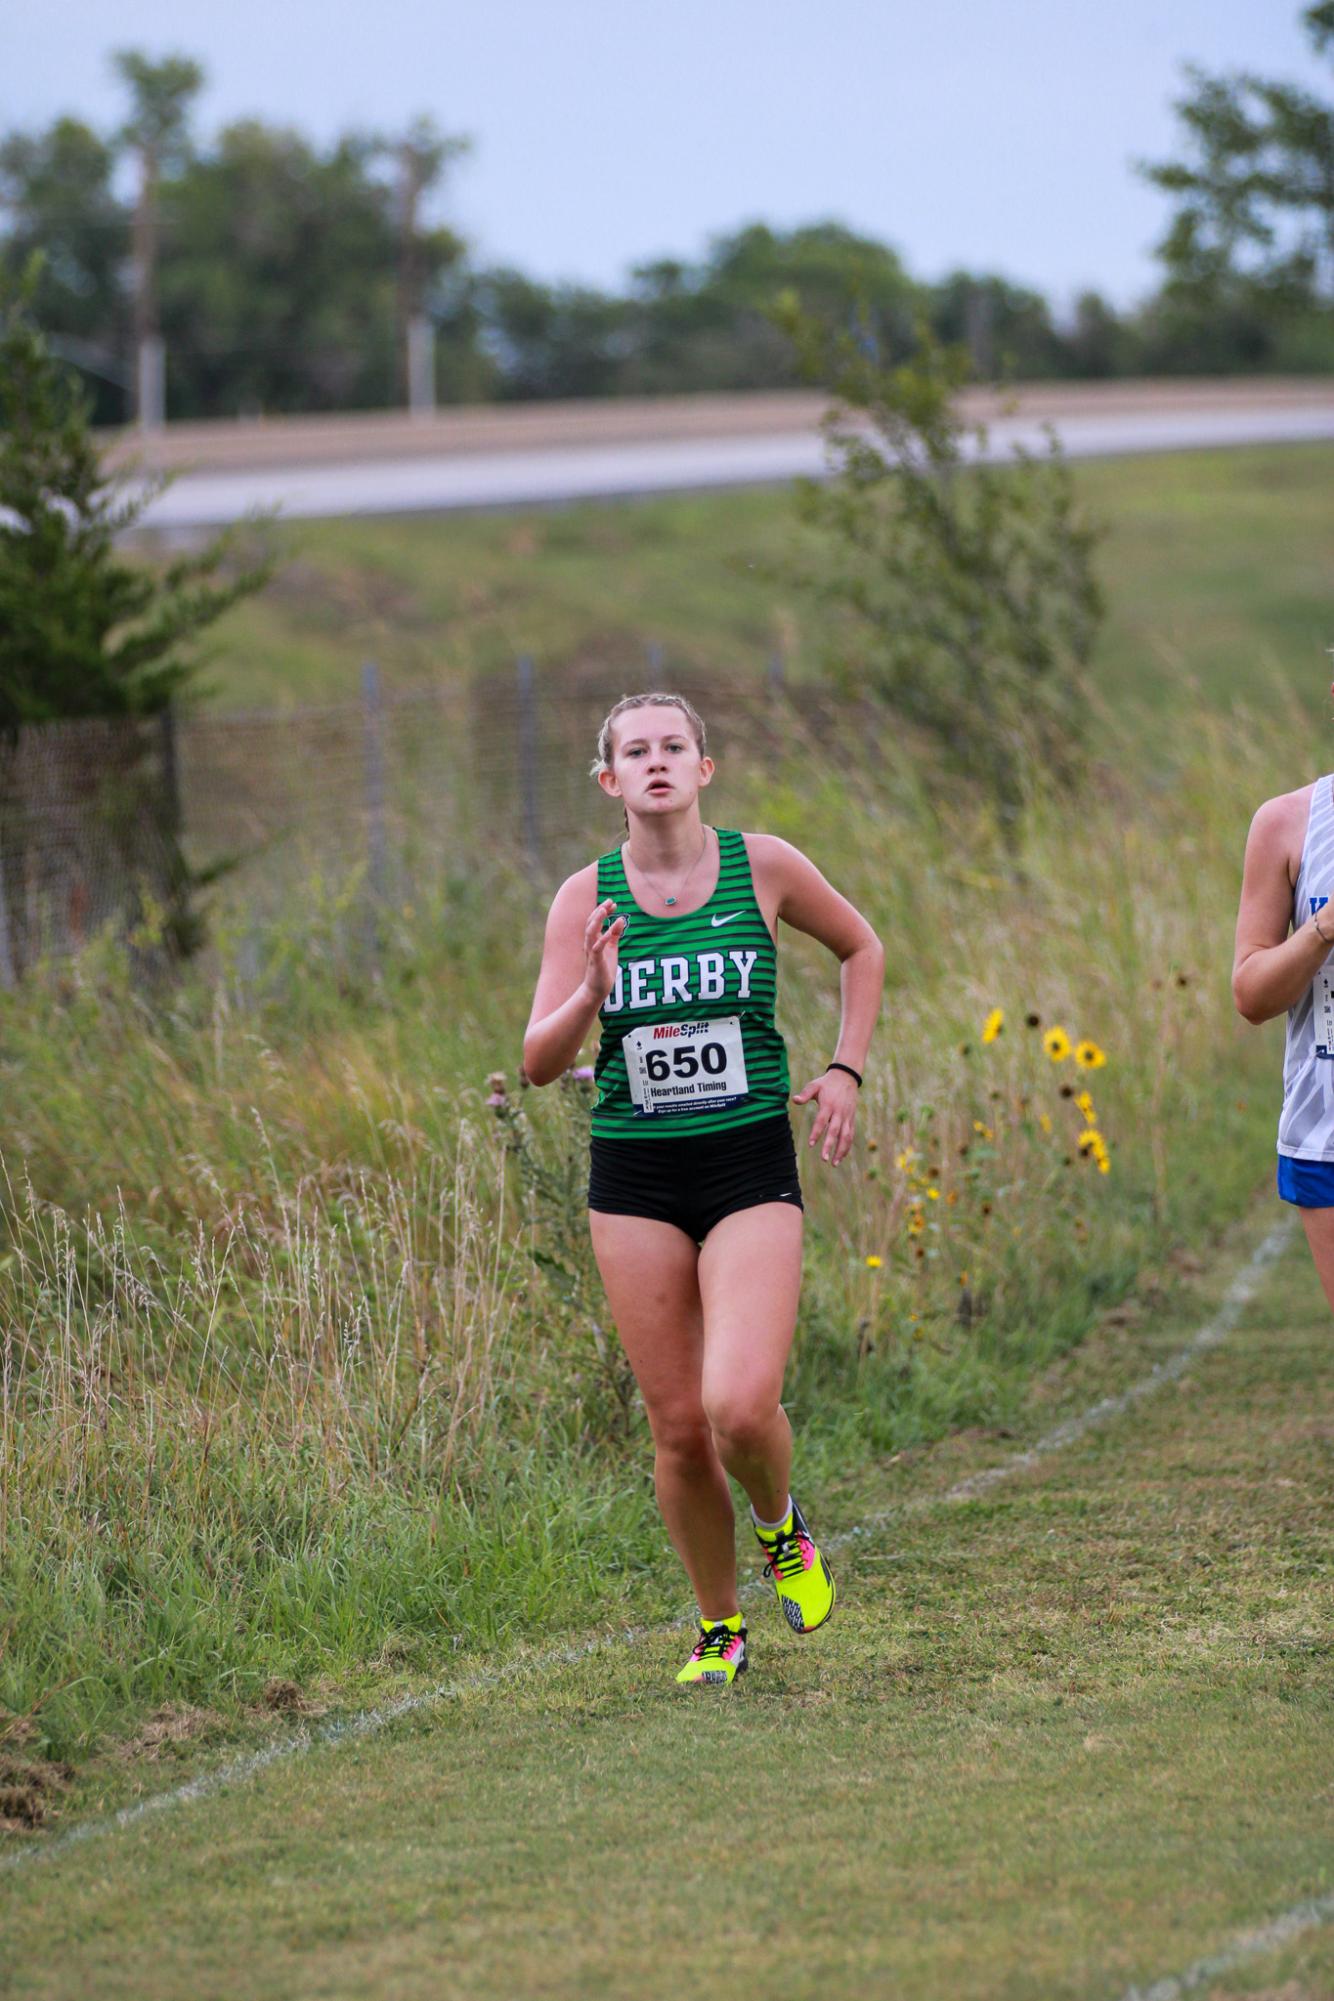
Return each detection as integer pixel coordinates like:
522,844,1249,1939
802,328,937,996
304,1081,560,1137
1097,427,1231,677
1277,772,1334,1161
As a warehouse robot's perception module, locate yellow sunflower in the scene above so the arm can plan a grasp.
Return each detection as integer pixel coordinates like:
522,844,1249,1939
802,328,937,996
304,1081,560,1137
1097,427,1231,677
1043,1027,1072,1062
1074,1040,1107,1070
1077,1128,1109,1164
982,1007,1004,1044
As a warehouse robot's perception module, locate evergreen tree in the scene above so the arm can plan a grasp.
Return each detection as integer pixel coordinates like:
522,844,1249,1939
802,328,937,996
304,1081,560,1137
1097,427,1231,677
0,256,278,962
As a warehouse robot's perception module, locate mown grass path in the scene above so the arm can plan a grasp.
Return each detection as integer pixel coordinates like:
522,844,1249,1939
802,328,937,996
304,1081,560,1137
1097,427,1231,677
3,1205,1331,2001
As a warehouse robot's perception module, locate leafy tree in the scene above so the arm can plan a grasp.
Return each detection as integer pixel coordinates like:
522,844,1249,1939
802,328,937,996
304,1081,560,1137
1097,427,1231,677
777,300,1104,841
11,34,1330,416
159,121,395,414
623,221,926,394
0,52,471,420
0,118,129,421
1062,290,1139,379
477,269,633,400
160,119,469,417
928,270,1068,380
0,258,278,958
1135,2,1334,370
112,49,203,168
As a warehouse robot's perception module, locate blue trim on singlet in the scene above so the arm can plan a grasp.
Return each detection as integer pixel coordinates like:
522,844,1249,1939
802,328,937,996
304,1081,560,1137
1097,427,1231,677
1276,1154,1334,1208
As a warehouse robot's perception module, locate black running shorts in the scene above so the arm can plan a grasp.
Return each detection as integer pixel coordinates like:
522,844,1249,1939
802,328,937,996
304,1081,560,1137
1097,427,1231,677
588,1112,804,1244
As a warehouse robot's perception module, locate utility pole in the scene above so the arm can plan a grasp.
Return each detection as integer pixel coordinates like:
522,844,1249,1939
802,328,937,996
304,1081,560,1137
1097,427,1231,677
397,138,434,417
964,279,994,382
392,116,469,417
131,142,163,428
112,50,203,431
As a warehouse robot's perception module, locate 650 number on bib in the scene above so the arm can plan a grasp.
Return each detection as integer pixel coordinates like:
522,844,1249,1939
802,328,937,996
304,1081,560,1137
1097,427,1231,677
622,1016,749,1117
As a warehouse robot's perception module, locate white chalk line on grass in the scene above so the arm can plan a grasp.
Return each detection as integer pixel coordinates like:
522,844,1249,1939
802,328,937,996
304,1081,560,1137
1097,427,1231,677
1120,1888,1334,1999
886,1215,1296,1512
1,1217,1296,1883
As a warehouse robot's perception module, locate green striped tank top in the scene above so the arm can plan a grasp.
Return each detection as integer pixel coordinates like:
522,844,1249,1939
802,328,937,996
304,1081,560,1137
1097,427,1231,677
591,827,791,1138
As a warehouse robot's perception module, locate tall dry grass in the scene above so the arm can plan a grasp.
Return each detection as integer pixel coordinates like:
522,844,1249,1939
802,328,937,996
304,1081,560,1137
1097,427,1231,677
0,682,1299,1754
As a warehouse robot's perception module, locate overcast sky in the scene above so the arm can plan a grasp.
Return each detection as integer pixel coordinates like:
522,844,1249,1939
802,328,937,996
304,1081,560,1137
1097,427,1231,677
7,0,1326,315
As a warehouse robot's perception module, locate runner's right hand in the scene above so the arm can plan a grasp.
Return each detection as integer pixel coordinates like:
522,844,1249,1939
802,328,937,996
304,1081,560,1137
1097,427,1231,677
582,898,626,1003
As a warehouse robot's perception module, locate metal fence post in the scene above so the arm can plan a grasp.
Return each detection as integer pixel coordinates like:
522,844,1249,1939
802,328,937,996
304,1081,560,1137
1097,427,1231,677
158,703,182,836
362,659,388,974
767,650,785,691
136,334,165,430
0,839,15,990
517,654,540,867
407,314,436,417
646,642,664,675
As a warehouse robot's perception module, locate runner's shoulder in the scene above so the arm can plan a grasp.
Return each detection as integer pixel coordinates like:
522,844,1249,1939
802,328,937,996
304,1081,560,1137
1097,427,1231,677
1247,785,1314,868
737,830,809,884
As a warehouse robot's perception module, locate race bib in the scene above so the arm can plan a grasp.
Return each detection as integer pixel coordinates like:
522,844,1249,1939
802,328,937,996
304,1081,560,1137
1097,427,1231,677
622,1015,749,1117
1317,963,1334,1060
1314,896,1334,1060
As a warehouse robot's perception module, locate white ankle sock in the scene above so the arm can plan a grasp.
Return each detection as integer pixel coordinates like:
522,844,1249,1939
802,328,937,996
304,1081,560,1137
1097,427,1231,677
751,1496,792,1532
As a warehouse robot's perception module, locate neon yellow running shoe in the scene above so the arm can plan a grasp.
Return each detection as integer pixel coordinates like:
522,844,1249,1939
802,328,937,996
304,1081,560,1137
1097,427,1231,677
675,1614,748,1686
753,1497,835,1634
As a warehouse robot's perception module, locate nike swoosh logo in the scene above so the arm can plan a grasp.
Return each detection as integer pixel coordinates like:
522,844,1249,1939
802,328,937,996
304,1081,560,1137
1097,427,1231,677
710,912,742,927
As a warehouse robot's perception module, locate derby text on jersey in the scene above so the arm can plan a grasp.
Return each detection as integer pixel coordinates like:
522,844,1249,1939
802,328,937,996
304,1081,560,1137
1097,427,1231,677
592,828,791,1138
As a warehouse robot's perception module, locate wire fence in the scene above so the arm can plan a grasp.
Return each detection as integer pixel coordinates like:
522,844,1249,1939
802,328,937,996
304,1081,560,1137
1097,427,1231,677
0,659,854,987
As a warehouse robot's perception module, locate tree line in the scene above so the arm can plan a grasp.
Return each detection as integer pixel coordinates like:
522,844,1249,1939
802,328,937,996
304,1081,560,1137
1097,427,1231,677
2,7,1331,426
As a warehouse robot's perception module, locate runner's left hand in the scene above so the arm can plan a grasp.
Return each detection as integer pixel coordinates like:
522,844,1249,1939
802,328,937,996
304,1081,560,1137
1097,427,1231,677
792,1070,859,1166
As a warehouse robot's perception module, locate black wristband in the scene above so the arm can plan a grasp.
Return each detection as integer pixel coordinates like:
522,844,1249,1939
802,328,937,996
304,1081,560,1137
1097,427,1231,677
825,1060,863,1088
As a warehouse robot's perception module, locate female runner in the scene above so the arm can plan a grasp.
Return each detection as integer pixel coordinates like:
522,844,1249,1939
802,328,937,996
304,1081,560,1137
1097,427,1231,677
524,691,884,1686
1234,737,1334,1306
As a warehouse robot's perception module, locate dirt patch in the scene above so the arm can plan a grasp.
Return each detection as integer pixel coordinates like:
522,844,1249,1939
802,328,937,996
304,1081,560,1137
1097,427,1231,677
257,1678,322,1716
1098,1299,1145,1329
0,1752,73,1833
503,522,544,559
912,1422,1018,1471
113,1703,225,1762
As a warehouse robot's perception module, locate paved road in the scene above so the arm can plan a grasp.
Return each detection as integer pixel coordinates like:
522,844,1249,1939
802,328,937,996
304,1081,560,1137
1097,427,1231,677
132,398,1334,531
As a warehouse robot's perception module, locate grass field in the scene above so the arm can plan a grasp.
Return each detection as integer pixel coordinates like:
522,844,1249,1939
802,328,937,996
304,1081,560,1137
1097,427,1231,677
3,1200,1329,1999
199,442,1333,722
2,443,1332,1996
0,681,1297,1764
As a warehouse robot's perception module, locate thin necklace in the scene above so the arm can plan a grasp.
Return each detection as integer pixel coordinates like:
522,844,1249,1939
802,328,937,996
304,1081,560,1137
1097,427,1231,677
627,827,712,907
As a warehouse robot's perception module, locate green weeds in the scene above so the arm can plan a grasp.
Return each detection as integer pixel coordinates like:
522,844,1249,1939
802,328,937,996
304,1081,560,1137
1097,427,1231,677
0,675,1294,1758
